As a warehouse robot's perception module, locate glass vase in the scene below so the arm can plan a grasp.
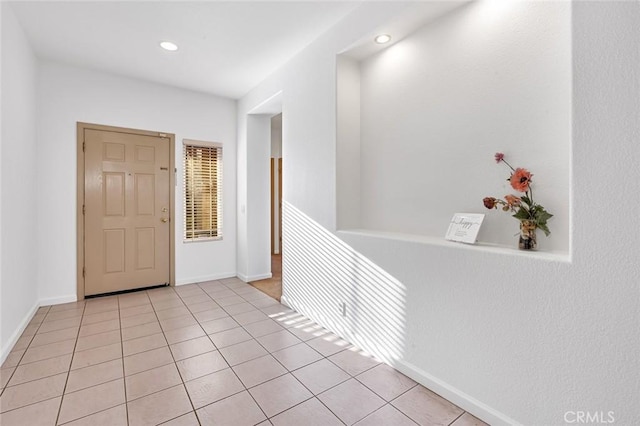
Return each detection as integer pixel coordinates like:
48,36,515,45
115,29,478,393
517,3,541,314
519,220,537,250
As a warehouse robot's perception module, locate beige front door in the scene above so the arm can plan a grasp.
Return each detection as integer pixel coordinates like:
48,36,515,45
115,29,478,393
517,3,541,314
83,127,171,296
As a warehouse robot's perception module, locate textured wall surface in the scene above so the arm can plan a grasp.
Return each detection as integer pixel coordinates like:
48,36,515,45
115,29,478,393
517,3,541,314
239,1,640,424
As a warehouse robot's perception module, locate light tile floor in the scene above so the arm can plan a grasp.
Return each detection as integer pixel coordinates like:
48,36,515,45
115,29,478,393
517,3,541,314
0,278,489,426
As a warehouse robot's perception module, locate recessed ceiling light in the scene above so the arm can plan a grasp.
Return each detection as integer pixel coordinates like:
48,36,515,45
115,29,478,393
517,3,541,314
160,41,178,51
374,34,391,44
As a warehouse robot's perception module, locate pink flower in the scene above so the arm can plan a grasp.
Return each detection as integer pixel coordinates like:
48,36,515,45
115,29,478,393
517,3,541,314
494,152,504,163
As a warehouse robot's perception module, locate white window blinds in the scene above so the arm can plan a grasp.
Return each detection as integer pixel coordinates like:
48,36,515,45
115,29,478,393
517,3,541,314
183,141,223,241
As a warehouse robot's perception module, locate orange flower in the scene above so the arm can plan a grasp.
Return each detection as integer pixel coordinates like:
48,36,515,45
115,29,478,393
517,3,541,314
510,168,532,192
504,194,521,207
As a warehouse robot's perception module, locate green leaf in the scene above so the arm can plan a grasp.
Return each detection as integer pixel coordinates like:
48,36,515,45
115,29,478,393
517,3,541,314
520,195,532,206
529,206,553,236
537,222,551,237
536,209,553,226
512,207,531,221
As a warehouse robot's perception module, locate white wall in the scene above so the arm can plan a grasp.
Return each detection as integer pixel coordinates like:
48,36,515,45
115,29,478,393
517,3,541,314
0,1,4,359
237,103,281,279
238,2,406,237
357,1,571,253
0,2,3,359
243,114,271,281
238,1,640,425
37,61,237,301
0,3,40,360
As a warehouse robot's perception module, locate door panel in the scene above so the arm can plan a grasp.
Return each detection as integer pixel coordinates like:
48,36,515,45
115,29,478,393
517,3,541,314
104,229,125,273
104,142,125,161
135,228,155,270
104,172,125,216
84,128,170,296
135,174,155,215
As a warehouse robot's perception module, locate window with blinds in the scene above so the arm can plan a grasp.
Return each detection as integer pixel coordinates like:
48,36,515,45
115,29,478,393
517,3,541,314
183,141,223,241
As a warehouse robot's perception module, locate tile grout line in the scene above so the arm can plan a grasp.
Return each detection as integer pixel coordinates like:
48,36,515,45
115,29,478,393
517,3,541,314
6,338,77,369
269,341,354,425
130,281,375,425
7,280,469,426
118,292,132,425
228,282,412,425
293,333,421,424
351,368,420,404
1,396,63,417
53,300,86,426
199,280,273,425
1,306,77,401
53,378,124,425
154,286,202,425
360,402,421,426
178,281,240,426
448,411,467,426
192,280,281,422
235,283,350,424
2,353,84,390
201,280,347,424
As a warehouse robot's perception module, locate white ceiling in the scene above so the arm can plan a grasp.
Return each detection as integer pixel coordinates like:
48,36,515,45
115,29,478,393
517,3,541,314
9,1,362,99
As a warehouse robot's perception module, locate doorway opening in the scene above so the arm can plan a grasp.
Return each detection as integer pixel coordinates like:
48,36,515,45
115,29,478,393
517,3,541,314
251,113,283,301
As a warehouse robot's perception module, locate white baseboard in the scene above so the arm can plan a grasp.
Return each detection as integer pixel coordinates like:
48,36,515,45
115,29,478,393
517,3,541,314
392,359,521,426
237,273,272,283
175,272,237,286
280,294,292,308
0,300,40,365
39,294,77,306
1,295,77,365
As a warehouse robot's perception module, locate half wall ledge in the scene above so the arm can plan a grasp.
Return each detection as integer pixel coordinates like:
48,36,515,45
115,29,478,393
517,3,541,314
338,229,571,264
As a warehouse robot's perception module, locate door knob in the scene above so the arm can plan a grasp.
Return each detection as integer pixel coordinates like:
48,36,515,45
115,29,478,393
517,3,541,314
161,218,168,223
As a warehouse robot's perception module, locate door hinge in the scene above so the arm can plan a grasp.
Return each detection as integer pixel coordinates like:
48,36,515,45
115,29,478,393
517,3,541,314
82,142,86,152
82,204,86,215
82,267,86,278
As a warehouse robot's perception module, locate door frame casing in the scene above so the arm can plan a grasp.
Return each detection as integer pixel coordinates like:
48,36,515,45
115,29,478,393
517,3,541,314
76,122,176,300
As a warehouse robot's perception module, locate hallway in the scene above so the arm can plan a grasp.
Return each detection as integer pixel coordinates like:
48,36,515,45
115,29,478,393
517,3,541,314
0,278,486,425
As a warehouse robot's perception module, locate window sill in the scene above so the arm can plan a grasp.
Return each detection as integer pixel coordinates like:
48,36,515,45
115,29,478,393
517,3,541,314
183,237,223,243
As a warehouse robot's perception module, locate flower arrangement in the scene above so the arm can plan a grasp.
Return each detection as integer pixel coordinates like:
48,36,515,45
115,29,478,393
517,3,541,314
483,153,553,248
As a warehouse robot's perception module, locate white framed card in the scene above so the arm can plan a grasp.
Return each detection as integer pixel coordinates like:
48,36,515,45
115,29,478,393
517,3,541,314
445,213,485,244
